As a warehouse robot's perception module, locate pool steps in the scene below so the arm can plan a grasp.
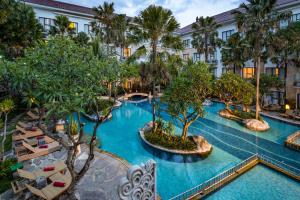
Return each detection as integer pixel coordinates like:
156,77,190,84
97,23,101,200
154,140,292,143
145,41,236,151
285,131,300,152
170,154,300,200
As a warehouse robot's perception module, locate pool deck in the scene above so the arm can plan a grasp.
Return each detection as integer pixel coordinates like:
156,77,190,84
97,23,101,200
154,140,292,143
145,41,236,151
2,145,130,200
74,146,130,200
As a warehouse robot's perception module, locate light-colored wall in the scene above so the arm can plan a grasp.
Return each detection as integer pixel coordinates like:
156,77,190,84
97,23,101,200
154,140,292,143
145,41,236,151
180,4,300,78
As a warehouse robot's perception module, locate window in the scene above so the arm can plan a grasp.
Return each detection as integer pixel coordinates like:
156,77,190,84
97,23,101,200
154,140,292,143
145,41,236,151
193,53,201,62
292,13,300,22
265,67,279,76
209,52,217,62
222,29,235,41
69,22,78,33
39,17,55,31
84,24,92,34
222,67,227,74
243,67,254,79
123,48,131,58
108,46,116,55
183,54,189,60
183,39,190,48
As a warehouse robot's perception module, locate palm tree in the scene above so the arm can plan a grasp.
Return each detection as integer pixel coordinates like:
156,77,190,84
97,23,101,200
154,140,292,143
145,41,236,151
129,5,182,124
234,0,289,120
192,16,222,62
221,33,249,74
0,98,14,161
92,2,115,53
49,15,76,36
113,14,130,58
269,21,300,104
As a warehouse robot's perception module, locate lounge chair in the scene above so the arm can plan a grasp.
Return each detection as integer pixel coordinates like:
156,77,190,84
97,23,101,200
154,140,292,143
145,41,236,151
25,169,72,200
17,161,66,180
16,140,61,162
12,125,44,141
27,110,45,121
280,110,300,120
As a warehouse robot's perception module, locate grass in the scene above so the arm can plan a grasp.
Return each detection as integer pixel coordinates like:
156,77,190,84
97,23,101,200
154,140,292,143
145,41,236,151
144,129,197,151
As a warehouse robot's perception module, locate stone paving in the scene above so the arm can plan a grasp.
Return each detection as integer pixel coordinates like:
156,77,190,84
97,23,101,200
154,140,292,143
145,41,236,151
74,148,129,200
1,144,129,200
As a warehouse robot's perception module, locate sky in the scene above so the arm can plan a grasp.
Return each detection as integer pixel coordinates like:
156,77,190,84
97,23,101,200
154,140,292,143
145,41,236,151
60,0,244,28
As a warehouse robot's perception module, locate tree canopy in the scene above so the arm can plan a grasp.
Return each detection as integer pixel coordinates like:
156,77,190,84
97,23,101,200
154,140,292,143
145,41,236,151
162,62,212,140
0,0,43,58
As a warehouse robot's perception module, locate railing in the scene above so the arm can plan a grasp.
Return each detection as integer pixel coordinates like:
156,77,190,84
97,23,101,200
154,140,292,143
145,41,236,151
170,154,300,200
169,154,258,200
258,154,300,177
285,131,300,151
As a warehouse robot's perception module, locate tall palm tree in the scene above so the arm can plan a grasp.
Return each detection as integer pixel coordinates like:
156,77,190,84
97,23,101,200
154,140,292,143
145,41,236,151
269,21,300,104
113,14,130,58
49,15,75,36
192,16,222,62
92,2,115,53
221,33,249,74
129,5,182,124
234,0,289,120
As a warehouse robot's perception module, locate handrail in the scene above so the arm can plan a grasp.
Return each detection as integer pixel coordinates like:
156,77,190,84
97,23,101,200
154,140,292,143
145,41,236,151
169,154,300,200
258,154,300,176
169,154,258,200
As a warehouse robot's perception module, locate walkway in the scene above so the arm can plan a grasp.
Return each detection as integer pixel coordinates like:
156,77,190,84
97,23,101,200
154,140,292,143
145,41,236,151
137,103,300,169
74,146,129,200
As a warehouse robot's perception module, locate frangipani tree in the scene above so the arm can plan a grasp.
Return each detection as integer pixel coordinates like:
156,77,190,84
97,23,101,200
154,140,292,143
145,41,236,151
0,98,14,161
14,36,115,193
162,62,212,141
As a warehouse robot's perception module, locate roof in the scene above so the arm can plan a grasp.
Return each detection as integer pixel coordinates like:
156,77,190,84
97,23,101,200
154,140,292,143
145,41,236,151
177,0,300,35
25,0,133,20
24,0,95,16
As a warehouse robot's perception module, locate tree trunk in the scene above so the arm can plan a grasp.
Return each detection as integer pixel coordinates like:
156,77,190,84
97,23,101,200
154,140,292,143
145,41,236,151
1,113,8,162
256,57,261,120
151,41,157,125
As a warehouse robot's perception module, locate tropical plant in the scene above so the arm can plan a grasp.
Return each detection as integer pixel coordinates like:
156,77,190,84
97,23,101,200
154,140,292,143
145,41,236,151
0,0,43,58
0,0,14,24
215,72,255,113
0,98,14,161
73,32,89,46
92,2,116,53
251,73,284,107
192,16,222,62
269,21,300,103
221,33,249,73
162,62,212,140
49,15,76,36
233,0,289,119
129,5,183,124
14,36,115,193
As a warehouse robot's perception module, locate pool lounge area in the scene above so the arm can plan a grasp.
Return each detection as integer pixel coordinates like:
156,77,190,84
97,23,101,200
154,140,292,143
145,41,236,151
80,100,300,199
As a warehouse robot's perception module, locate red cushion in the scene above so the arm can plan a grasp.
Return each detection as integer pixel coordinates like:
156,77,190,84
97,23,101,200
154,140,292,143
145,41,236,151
43,166,55,171
39,145,48,149
53,181,65,187
36,136,44,139
30,127,37,131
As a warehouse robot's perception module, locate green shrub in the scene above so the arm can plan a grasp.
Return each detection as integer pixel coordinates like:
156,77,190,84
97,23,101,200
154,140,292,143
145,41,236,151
232,109,262,121
144,128,197,151
84,99,114,115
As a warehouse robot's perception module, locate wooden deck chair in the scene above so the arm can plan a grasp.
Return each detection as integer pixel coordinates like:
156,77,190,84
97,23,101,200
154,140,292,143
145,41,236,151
13,125,43,141
17,161,66,180
17,141,61,162
25,170,71,200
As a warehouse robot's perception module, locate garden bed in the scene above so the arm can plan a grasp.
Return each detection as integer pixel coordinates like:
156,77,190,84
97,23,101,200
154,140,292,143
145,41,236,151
140,123,212,157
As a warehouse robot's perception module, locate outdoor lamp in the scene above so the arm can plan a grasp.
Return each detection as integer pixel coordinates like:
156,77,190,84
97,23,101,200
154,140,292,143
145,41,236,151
285,104,290,110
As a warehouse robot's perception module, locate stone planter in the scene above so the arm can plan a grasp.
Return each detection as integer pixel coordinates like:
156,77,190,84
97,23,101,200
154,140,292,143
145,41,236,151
139,124,212,158
243,119,270,132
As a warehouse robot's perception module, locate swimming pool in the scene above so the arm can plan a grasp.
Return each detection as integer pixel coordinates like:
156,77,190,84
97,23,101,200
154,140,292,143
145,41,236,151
80,101,300,199
206,165,300,200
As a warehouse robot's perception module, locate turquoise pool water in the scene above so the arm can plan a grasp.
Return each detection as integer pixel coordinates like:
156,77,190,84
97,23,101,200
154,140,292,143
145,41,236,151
204,102,299,144
80,101,300,199
206,165,300,200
